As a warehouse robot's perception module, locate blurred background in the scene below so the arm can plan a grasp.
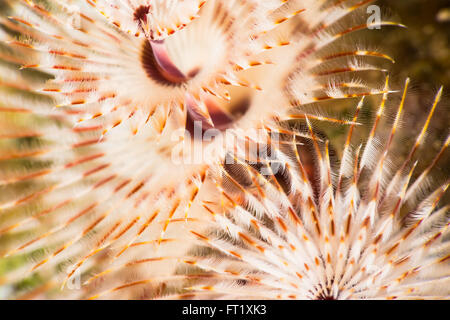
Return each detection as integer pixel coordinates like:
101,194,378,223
314,0,450,189
369,0,450,185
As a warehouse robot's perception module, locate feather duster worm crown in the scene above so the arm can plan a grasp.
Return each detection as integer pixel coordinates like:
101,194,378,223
0,0,423,299
94,81,449,300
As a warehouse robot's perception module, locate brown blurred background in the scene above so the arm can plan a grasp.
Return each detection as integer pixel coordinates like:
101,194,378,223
377,0,450,181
